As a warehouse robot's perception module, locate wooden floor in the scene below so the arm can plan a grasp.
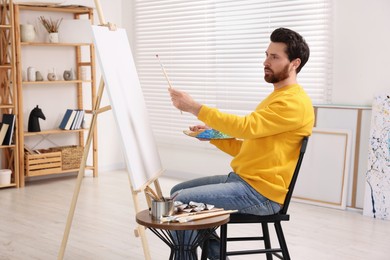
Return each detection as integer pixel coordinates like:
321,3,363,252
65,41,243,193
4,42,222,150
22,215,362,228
0,170,389,260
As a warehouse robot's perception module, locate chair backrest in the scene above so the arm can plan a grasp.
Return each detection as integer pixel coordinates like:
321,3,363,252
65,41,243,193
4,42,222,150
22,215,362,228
280,136,309,214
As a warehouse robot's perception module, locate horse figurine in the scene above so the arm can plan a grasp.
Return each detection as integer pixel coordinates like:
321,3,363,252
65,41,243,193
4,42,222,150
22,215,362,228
28,105,46,132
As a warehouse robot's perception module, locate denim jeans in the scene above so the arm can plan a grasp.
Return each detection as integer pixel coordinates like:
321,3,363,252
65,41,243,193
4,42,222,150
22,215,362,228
170,172,281,259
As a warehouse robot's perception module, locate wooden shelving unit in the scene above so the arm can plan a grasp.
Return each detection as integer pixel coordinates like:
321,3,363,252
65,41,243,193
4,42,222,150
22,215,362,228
0,0,19,188
13,4,97,186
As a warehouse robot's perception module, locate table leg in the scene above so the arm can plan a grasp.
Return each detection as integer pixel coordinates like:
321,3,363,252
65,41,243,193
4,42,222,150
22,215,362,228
148,227,218,260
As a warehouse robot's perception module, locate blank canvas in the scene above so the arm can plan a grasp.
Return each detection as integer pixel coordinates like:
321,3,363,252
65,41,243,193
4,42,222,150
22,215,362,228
91,25,163,191
293,128,352,209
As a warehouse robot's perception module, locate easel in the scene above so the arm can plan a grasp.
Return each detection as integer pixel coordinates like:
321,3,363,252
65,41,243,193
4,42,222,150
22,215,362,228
58,1,163,259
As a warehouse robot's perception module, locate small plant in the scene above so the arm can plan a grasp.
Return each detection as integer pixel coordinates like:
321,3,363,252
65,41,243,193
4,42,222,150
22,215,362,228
38,16,63,33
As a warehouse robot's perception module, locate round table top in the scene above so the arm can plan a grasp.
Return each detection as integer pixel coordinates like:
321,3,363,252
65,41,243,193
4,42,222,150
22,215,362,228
136,209,230,231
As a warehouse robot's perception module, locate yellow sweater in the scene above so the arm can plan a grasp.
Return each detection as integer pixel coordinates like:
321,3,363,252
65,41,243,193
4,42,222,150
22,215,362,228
197,84,314,204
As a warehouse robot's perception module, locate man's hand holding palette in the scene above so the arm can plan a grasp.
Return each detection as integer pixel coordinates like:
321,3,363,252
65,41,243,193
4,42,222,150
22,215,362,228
183,128,233,140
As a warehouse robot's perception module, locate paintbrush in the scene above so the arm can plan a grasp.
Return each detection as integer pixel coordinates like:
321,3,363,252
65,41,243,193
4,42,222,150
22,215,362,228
156,54,182,114
177,209,238,223
170,189,183,201
156,54,173,89
145,191,159,201
159,208,225,223
145,186,162,201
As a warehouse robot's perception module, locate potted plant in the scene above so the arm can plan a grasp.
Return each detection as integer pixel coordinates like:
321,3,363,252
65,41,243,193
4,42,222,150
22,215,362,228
38,16,63,43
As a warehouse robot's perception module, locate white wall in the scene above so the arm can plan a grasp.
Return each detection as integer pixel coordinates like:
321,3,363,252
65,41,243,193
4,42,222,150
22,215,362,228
332,0,390,105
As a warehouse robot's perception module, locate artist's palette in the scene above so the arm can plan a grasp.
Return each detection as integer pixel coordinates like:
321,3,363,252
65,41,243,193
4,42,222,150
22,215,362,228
183,129,233,139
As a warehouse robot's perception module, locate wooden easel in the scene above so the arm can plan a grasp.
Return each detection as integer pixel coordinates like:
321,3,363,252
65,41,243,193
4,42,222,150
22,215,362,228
58,1,162,259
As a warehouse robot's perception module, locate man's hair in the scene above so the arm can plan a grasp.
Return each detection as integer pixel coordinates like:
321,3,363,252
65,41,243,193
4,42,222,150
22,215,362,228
270,28,310,73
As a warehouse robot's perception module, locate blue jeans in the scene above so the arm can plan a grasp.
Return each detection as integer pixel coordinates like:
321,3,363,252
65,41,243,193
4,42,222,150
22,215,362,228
170,172,281,259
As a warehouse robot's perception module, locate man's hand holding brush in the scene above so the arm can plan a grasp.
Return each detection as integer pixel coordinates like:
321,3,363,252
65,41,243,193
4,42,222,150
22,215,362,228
168,88,202,116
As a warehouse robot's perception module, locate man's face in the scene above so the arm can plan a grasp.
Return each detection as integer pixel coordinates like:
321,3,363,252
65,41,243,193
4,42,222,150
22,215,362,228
263,42,293,84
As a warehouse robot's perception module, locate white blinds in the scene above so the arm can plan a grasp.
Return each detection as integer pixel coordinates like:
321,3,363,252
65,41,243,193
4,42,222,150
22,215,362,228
133,0,332,147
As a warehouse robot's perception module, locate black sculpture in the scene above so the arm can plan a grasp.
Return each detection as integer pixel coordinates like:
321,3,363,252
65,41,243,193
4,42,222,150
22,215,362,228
28,105,46,132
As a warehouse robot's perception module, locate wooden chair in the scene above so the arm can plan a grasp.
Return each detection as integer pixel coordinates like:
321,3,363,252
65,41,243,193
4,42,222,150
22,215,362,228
219,136,309,260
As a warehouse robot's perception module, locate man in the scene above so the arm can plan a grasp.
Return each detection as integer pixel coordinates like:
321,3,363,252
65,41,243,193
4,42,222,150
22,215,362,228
168,27,314,259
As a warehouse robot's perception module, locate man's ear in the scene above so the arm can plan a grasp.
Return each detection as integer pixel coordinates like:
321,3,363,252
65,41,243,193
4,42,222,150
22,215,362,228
292,58,301,69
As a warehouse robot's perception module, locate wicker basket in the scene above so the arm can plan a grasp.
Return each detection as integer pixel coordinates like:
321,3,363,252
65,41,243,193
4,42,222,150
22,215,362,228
25,150,62,176
50,145,83,170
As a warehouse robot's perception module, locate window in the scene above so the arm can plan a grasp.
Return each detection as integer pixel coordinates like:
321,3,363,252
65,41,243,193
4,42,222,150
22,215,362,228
134,0,332,147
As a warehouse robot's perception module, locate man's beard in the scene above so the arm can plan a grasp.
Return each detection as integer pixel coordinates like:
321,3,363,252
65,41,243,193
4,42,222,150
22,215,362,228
264,64,290,84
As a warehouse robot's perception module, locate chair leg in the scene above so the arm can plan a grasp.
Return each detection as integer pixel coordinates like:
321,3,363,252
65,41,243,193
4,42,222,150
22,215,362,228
274,222,290,260
200,237,208,260
220,224,227,260
262,222,273,260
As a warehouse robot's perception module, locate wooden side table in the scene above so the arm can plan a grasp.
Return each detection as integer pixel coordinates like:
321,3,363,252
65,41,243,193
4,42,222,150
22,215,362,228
136,209,230,260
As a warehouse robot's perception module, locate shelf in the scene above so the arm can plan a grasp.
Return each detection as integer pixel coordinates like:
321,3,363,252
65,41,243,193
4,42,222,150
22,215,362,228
0,64,12,69
0,144,16,149
21,42,92,47
13,4,97,186
24,128,87,136
18,5,92,14
0,0,19,188
22,80,92,85
0,183,17,189
0,104,16,109
25,166,94,177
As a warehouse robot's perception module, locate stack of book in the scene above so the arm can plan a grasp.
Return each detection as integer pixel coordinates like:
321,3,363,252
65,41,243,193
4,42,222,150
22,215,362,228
0,114,16,145
59,109,85,130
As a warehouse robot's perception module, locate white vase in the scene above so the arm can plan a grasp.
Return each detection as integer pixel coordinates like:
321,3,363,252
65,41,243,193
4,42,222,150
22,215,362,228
48,32,59,43
20,24,36,42
27,67,36,81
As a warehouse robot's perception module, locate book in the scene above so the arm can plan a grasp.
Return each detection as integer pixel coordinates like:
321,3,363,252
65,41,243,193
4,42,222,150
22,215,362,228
64,110,77,130
59,109,73,130
2,114,16,145
67,109,85,130
75,110,85,129
0,123,9,145
70,110,80,130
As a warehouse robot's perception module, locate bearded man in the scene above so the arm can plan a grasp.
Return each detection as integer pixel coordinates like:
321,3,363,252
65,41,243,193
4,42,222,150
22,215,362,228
168,27,314,260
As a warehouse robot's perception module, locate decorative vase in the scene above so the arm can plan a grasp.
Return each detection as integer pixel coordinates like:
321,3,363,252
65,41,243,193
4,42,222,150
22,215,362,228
36,71,44,81
63,68,74,81
20,24,35,42
48,32,59,43
27,66,36,81
47,72,56,81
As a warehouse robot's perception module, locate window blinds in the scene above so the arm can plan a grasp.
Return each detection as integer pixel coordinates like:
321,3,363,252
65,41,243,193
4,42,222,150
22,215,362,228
134,0,332,147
